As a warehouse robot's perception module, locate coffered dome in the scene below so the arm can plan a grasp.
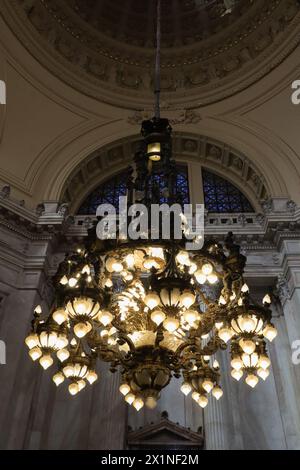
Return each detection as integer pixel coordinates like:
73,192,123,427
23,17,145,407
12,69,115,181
3,0,300,108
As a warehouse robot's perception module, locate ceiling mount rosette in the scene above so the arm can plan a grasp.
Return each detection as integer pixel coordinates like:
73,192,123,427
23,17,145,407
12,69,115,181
4,0,300,107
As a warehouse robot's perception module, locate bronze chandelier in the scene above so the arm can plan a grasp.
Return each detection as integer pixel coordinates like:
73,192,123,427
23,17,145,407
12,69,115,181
25,0,277,412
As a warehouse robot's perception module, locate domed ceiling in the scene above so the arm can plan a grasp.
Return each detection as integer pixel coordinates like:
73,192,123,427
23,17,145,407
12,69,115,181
3,0,300,108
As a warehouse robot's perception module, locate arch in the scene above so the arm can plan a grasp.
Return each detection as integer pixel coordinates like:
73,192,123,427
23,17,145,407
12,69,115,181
61,132,269,214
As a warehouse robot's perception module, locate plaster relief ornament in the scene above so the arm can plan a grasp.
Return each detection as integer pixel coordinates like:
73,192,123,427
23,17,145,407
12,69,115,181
25,0,278,412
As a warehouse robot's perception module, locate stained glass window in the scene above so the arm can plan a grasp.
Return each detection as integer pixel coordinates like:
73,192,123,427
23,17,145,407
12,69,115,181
77,165,190,214
202,169,254,213
77,170,129,215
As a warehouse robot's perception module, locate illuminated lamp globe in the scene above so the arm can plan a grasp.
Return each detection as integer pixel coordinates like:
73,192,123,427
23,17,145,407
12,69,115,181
25,333,38,350
257,368,270,381
163,317,179,333
57,348,70,362
239,338,256,355
202,263,213,276
29,346,42,361
74,321,92,338
132,397,144,411
145,396,157,409
53,372,64,386
258,355,271,370
119,383,131,396
53,308,68,325
125,393,135,405
194,271,206,285
69,382,79,396
207,274,218,285
151,310,166,325
144,292,160,310
263,325,278,342
231,369,243,381
147,142,161,162
231,357,243,371
192,392,200,402
39,354,53,370
86,370,98,385
68,277,77,288
212,386,223,400
78,380,86,392
218,327,233,343
202,379,214,394
198,395,208,408
98,310,113,327
179,290,195,309
180,382,192,396
183,310,199,324
245,374,259,388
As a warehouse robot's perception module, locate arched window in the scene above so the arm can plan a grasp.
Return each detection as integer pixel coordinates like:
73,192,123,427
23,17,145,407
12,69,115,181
77,165,190,215
202,169,254,213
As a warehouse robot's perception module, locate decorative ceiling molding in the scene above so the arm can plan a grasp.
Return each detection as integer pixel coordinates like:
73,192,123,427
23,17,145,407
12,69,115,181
2,0,300,108
61,132,269,213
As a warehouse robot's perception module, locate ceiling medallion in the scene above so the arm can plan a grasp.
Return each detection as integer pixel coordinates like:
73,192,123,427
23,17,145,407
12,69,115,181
25,0,278,411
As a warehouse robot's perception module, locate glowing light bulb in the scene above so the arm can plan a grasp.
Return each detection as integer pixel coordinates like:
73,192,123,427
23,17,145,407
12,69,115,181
202,379,214,393
34,305,42,314
263,325,277,342
53,308,68,325
132,397,144,411
163,317,179,333
25,333,38,350
68,278,77,288
231,369,243,381
39,354,53,370
239,338,256,355
74,321,92,338
198,395,208,408
57,348,70,362
240,315,256,333
151,310,166,325
119,383,131,396
60,275,68,285
202,263,213,276
258,355,271,370
231,357,243,371
195,271,206,284
179,290,195,309
213,360,220,370
241,283,249,293
207,274,218,285
112,261,123,273
180,382,192,396
125,254,135,269
125,393,135,405
183,310,199,324
212,386,223,400
69,383,79,396
98,311,113,326
219,295,227,305
29,346,42,361
192,392,200,402
144,292,160,310
145,396,157,409
215,321,223,330
257,368,270,381
245,374,259,388
53,372,64,386
78,380,86,391
263,294,271,305
176,251,190,266
218,327,233,343
86,370,98,385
